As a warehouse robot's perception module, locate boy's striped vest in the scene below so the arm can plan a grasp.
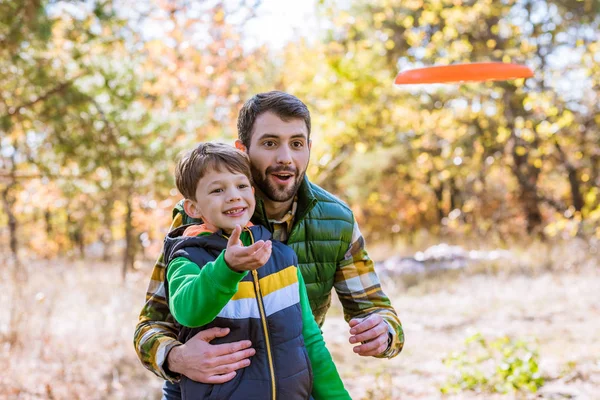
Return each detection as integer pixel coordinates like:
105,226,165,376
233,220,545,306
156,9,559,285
163,224,313,400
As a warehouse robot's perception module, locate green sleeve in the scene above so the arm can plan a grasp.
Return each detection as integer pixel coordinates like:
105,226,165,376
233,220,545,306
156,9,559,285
167,251,248,328
298,269,351,399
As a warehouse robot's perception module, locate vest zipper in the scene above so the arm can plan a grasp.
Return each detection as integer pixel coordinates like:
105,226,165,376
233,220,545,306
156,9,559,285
247,229,276,400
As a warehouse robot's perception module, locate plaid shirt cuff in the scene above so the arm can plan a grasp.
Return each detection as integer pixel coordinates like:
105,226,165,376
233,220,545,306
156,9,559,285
155,338,184,382
378,320,404,359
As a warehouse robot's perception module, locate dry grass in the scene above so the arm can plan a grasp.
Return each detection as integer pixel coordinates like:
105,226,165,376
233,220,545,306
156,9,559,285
1,239,599,399
0,259,163,400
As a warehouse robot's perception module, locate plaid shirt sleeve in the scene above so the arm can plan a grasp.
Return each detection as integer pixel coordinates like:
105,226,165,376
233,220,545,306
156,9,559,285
333,219,404,358
133,212,184,381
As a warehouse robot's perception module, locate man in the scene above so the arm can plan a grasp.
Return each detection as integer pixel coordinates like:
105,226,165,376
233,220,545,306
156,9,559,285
134,91,404,397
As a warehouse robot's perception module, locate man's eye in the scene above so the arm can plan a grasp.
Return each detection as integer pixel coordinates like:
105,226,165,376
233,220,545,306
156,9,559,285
263,141,276,147
291,141,304,148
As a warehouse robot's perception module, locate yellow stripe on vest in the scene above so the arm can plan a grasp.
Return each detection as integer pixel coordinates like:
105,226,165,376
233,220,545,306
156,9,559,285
260,266,297,296
231,282,256,300
230,265,298,300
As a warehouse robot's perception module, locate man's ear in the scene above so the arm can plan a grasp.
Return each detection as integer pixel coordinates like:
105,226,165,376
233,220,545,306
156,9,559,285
308,139,312,151
183,199,203,219
235,140,247,153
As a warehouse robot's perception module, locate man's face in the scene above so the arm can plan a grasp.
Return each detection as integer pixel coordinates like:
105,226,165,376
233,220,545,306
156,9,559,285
241,111,311,203
188,168,255,233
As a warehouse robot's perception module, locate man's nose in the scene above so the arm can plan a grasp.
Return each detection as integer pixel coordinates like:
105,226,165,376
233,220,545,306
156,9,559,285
276,146,292,165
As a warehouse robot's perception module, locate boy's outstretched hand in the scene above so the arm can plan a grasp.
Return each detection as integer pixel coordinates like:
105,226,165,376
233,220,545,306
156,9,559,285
224,225,272,272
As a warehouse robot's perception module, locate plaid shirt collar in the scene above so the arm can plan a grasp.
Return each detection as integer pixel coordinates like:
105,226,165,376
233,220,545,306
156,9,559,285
268,197,297,241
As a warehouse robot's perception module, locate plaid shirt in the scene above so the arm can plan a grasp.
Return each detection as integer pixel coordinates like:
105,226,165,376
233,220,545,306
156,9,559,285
269,199,297,243
134,202,403,381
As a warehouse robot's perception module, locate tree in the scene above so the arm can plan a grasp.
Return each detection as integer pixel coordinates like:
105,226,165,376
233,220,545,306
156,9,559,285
276,0,600,240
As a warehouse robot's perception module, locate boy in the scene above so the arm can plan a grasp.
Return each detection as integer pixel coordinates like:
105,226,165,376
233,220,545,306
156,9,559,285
162,142,350,399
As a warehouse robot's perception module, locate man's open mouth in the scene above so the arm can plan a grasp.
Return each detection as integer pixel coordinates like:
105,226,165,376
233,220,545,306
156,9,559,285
271,172,294,183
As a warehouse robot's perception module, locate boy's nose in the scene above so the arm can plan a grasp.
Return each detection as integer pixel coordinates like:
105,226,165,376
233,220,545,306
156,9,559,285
227,190,242,202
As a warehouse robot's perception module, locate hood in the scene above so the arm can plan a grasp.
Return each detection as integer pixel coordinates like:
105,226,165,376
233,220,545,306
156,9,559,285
163,224,273,265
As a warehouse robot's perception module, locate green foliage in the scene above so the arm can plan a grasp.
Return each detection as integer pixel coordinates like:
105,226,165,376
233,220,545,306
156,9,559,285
441,332,544,394
2,0,600,257
295,0,600,240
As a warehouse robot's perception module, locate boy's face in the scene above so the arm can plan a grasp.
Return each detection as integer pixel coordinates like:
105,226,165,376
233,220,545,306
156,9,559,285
236,111,311,202
185,168,255,234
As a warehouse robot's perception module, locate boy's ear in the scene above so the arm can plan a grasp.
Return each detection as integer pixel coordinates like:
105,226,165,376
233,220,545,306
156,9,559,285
183,199,203,219
235,140,247,153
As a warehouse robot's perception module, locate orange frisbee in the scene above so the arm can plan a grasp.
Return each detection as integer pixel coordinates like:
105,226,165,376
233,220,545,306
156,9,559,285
394,62,533,84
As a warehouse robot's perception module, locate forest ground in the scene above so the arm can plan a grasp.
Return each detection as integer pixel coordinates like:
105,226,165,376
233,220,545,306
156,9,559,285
1,240,598,399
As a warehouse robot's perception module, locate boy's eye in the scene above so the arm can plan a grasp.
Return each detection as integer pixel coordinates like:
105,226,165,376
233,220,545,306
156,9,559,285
210,188,223,194
238,184,249,189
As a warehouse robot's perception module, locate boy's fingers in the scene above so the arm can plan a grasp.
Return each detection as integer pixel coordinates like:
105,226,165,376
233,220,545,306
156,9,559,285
251,241,270,255
227,225,242,248
249,243,271,266
229,240,264,259
245,240,266,254
236,241,269,260
227,240,272,270
260,246,272,263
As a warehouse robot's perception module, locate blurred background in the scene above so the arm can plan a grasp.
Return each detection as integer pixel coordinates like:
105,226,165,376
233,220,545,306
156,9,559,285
1,0,599,399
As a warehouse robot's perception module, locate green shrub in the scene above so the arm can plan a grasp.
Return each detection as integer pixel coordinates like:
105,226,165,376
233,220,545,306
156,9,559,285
441,332,544,394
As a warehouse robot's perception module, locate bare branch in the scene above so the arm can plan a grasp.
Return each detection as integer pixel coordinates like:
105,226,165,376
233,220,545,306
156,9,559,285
6,75,83,117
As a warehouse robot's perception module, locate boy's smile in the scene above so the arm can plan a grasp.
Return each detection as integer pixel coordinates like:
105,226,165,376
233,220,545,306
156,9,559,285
185,168,255,233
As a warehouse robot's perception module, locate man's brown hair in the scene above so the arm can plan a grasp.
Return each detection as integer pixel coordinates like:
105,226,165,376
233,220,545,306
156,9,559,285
237,91,311,148
175,142,252,200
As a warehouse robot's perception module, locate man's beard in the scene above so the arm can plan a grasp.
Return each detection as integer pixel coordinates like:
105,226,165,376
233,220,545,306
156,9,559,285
251,164,304,202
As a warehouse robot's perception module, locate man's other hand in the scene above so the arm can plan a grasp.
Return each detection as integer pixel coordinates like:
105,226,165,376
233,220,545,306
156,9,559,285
348,314,390,357
167,327,256,383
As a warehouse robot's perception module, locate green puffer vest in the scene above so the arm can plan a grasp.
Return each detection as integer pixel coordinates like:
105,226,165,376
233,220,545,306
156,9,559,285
175,176,354,326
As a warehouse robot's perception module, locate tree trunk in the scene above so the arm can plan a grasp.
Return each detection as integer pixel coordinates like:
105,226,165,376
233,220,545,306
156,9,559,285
122,187,134,281
1,155,25,345
591,153,599,190
67,211,84,258
433,185,444,223
567,168,584,212
554,138,584,212
449,177,460,212
1,185,19,266
77,220,85,258
45,208,52,237
1,159,19,268
511,145,543,234
504,89,543,235
101,196,114,261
